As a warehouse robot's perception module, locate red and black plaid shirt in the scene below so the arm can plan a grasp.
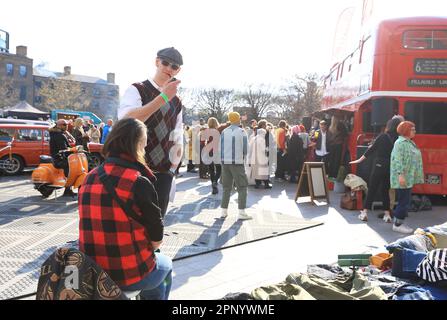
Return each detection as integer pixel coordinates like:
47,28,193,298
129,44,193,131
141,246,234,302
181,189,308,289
78,154,163,287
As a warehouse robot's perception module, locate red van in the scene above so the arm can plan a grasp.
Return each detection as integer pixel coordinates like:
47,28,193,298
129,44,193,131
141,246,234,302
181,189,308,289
0,124,104,175
0,124,50,175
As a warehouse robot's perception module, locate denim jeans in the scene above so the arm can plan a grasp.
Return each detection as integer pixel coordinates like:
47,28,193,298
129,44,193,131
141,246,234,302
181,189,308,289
120,253,173,300
394,188,412,220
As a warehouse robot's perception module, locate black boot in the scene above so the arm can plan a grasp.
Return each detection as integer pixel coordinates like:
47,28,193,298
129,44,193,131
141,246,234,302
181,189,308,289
63,187,76,197
264,181,273,189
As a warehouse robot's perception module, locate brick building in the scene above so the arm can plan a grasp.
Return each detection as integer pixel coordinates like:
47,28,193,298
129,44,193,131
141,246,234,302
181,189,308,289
0,44,119,121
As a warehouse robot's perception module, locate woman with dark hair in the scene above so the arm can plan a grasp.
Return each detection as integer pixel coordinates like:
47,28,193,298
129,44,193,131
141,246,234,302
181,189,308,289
78,118,172,299
287,125,305,183
389,121,424,234
350,117,403,222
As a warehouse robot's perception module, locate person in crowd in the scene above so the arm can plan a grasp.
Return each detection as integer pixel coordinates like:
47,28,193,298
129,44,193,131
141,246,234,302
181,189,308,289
311,119,332,173
89,124,101,144
287,125,305,183
249,121,272,189
72,118,90,150
298,124,312,161
220,112,252,220
118,47,183,218
67,119,74,135
99,122,105,142
389,121,424,234
185,125,196,173
256,120,273,188
247,119,257,139
82,120,91,134
198,123,209,179
275,120,288,181
49,119,76,197
327,116,348,179
350,117,403,222
205,117,222,194
101,119,113,144
78,118,172,300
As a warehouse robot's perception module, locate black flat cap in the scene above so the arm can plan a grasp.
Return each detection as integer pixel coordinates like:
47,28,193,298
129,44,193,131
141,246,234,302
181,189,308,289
157,47,183,66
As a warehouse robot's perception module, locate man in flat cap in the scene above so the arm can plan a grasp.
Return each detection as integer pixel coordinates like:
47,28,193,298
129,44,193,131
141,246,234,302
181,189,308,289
118,47,183,218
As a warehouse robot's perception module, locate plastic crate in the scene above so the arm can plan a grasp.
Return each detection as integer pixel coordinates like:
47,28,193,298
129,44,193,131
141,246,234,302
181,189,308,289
338,254,372,267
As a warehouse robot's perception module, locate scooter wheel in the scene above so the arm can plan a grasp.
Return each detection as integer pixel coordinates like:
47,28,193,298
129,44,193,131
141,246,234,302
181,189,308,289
35,184,54,198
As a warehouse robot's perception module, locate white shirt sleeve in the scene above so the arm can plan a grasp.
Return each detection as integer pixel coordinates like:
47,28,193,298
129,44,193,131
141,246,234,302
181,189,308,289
117,85,142,120
174,110,184,146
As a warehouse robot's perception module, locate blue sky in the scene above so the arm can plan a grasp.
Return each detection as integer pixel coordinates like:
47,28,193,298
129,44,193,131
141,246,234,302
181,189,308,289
1,0,445,95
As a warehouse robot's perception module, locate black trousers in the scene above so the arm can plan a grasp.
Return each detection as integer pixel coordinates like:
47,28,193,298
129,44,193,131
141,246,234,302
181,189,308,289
315,154,330,174
53,158,69,177
328,144,343,178
187,160,195,172
275,150,287,178
208,163,221,184
364,163,391,211
153,172,174,218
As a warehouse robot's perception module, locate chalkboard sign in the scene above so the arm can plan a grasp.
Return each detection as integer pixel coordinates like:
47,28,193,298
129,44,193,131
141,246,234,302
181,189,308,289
295,162,330,204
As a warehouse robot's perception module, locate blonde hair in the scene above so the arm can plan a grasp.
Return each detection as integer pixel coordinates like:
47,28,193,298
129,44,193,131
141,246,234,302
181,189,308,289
73,118,85,135
207,117,220,129
74,118,84,128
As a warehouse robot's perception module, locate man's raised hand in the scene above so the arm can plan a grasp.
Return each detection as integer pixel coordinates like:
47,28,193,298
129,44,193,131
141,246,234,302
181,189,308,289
161,79,181,100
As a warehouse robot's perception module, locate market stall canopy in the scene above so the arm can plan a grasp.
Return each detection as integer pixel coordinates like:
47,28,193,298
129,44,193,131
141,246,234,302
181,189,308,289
2,101,50,120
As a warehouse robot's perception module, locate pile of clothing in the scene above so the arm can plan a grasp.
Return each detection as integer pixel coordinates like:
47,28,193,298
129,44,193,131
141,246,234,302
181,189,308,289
222,222,447,300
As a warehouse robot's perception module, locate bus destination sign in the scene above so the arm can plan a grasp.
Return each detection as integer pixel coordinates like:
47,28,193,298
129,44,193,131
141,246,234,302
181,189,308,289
408,78,447,87
414,59,447,75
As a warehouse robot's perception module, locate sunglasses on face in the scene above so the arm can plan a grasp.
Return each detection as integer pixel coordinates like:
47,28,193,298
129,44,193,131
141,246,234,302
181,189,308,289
160,59,180,71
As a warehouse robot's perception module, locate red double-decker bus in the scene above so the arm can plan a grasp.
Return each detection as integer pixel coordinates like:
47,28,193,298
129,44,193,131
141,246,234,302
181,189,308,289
321,16,447,195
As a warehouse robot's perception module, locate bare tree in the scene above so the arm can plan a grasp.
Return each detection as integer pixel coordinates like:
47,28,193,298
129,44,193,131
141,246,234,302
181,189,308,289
289,73,323,117
237,84,275,120
38,78,90,112
0,78,19,109
194,88,234,123
278,73,323,123
271,94,300,122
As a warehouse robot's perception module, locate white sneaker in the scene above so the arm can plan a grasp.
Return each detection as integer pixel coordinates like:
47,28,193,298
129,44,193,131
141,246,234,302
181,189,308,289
383,213,392,223
358,210,368,222
237,210,252,221
392,224,414,234
221,208,228,219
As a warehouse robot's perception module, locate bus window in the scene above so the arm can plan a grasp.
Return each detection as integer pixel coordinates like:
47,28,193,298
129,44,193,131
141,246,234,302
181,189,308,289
403,30,447,50
405,101,447,135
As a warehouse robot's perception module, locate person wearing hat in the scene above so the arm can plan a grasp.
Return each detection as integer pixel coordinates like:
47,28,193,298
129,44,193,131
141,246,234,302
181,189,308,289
118,47,184,218
220,111,252,220
49,119,75,197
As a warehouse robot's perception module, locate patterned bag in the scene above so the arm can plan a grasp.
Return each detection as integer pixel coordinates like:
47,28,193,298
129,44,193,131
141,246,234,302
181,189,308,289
340,191,357,210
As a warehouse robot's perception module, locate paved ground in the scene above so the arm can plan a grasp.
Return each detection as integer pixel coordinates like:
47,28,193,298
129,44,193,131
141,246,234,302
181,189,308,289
1,168,446,300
